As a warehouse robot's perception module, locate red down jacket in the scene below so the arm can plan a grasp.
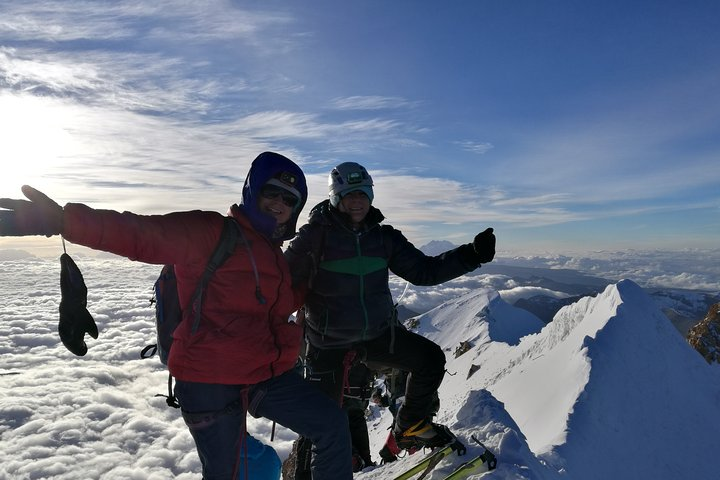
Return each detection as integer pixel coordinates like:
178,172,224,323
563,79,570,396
63,203,303,385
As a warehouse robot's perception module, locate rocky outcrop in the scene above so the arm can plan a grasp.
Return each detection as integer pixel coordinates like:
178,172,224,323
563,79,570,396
687,303,720,364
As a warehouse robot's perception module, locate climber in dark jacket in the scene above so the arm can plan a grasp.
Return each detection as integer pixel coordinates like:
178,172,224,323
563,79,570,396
284,161,496,466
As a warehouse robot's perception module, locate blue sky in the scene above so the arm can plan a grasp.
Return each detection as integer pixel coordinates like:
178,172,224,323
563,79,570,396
1,0,719,256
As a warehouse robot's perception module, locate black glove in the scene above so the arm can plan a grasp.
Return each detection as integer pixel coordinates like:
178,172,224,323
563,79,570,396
473,227,495,263
59,253,98,356
0,185,63,237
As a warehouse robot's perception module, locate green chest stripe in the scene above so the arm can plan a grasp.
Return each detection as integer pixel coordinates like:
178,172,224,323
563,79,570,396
319,256,387,275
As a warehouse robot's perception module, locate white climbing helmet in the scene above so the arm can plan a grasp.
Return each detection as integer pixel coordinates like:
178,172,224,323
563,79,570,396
328,162,374,207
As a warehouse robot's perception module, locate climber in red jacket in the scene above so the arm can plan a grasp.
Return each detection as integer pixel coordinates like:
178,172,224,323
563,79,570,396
0,152,352,480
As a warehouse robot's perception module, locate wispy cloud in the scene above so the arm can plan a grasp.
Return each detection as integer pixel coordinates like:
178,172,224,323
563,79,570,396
370,174,588,242
456,140,494,155
0,1,294,46
0,48,224,115
330,95,418,111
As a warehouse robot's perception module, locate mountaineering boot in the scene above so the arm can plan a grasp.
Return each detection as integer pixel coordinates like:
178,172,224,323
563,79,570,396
393,418,455,451
351,451,366,472
379,428,402,463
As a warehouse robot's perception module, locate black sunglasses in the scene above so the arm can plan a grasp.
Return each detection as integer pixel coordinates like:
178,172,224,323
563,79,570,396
260,185,299,207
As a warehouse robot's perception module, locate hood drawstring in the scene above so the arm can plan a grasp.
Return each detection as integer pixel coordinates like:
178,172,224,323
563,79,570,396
236,224,266,305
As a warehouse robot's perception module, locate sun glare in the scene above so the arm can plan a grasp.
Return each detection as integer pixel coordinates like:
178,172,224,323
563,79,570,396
0,93,83,195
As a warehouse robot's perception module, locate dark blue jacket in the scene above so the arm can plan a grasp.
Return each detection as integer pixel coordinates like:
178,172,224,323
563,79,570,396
285,200,482,348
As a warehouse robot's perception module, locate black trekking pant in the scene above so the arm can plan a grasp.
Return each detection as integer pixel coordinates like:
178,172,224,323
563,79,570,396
309,326,446,429
293,327,446,476
359,327,446,430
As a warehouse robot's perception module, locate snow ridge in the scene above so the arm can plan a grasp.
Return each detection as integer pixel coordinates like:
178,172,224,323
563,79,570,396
360,279,720,479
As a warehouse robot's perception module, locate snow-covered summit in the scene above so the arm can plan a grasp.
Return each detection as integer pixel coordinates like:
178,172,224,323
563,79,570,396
359,279,720,479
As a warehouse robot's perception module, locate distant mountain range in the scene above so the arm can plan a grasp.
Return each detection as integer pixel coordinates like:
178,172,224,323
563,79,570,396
418,240,719,336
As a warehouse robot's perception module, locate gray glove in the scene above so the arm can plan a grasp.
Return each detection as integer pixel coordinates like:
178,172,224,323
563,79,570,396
0,185,63,237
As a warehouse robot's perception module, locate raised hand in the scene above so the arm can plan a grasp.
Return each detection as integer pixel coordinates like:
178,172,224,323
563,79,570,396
473,227,496,263
0,185,63,237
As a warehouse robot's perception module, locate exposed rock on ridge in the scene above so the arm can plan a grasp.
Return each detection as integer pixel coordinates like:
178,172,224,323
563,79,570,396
687,303,720,364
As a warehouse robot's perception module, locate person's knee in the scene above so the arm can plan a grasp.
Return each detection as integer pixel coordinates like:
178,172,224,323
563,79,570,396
310,404,350,447
422,342,446,375
327,404,350,432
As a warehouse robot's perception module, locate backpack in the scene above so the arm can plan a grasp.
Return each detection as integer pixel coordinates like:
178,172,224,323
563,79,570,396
140,216,240,406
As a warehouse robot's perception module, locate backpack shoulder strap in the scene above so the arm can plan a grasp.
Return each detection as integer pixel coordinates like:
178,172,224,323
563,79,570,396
189,217,240,334
198,217,240,284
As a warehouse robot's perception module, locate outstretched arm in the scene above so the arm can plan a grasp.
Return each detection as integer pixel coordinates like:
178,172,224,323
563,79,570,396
0,185,64,237
0,186,100,357
388,226,496,286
